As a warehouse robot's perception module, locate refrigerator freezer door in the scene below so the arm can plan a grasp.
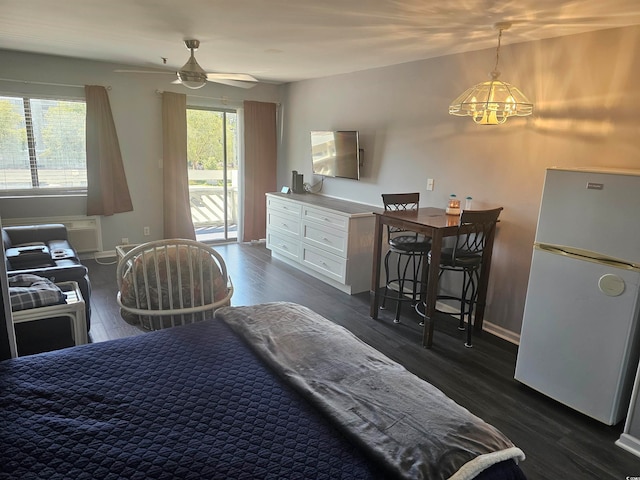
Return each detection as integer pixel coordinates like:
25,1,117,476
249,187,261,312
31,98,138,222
535,169,640,265
515,247,640,425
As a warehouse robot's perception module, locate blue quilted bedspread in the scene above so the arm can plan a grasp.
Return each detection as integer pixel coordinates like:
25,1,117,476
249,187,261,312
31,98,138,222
0,304,525,479
1,317,383,479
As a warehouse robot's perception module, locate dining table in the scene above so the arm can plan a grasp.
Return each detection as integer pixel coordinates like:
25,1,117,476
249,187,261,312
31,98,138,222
369,207,499,348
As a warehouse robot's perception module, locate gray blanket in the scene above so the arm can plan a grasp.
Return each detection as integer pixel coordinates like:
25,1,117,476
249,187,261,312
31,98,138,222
215,302,524,480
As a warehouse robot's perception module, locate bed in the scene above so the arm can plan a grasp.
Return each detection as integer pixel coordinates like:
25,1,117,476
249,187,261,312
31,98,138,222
0,302,526,479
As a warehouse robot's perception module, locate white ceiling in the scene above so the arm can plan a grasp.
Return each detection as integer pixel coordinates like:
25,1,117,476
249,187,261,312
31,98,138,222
3,0,640,84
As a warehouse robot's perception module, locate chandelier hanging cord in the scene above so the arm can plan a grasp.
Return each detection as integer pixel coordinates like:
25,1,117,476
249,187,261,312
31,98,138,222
491,28,503,79
484,26,510,111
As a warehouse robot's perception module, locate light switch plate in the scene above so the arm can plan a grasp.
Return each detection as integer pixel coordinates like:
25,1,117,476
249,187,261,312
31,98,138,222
426,178,434,191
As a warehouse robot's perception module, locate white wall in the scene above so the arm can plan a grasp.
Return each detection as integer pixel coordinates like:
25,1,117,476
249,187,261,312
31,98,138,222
0,49,280,250
278,25,640,337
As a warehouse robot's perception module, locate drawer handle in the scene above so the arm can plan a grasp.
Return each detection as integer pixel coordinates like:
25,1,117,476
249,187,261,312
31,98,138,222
321,261,328,267
280,244,288,250
322,237,331,242
323,217,330,222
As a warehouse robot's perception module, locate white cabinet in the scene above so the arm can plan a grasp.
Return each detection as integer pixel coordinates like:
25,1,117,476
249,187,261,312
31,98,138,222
266,193,377,294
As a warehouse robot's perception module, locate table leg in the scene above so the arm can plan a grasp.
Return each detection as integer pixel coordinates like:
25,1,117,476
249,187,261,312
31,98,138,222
369,216,383,319
422,232,442,348
473,225,497,333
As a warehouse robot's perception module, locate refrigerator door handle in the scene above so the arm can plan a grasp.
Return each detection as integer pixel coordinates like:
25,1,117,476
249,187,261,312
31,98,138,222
535,243,640,271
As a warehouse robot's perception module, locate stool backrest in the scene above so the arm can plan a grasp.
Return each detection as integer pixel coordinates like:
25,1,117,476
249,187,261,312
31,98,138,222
452,208,503,262
382,193,420,237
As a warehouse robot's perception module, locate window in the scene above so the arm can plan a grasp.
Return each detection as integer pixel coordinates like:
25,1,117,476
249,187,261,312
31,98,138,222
0,95,86,194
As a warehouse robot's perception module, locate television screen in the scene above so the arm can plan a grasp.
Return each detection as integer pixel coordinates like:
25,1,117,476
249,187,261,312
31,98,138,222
311,131,360,180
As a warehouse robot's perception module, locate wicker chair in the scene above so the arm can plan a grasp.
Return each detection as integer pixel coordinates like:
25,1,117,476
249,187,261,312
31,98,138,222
116,239,233,331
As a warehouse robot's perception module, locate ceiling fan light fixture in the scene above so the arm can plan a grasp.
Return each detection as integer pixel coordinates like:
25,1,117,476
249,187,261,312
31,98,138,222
177,42,208,89
177,70,207,89
449,22,533,125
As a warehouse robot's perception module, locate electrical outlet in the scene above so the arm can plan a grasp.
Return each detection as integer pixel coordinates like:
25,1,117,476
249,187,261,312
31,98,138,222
426,178,434,191
121,237,129,245
143,226,150,236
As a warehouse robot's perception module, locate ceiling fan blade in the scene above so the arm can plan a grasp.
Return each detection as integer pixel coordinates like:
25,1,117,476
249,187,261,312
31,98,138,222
207,78,257,89
114,69,175,75
206,73,257,82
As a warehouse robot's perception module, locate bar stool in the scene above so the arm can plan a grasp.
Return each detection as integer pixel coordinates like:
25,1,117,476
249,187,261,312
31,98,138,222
380,193,431,323
420,208,503,347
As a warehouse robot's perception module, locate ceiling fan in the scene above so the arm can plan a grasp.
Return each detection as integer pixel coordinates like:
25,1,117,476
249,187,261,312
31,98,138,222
115,39,258,89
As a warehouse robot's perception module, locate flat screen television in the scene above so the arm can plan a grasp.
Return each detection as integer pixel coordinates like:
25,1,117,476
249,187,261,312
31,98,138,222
310,131,360,180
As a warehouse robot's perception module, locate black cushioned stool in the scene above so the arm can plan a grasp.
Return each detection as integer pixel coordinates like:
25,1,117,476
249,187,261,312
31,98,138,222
425,208,503,347
379,193,431,323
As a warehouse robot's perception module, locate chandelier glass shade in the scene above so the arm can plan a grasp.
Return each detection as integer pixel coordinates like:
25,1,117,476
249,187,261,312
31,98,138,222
449,23,533,125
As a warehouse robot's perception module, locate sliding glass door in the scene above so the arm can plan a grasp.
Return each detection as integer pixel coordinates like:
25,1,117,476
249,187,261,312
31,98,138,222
186,108,238,243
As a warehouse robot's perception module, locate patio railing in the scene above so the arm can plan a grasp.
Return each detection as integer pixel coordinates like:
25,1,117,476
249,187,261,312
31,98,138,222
190,185,238,228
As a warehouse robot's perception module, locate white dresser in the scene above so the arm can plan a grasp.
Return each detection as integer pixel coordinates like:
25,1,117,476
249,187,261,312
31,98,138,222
266,193,379,294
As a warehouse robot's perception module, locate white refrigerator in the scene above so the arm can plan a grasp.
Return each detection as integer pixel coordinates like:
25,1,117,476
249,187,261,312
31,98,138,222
515,167,640,425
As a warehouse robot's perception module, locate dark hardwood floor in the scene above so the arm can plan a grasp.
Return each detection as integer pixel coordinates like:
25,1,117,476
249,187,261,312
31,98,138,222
75,243,640,478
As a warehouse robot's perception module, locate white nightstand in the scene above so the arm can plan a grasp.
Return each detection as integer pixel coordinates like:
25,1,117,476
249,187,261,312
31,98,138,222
12,281,87,355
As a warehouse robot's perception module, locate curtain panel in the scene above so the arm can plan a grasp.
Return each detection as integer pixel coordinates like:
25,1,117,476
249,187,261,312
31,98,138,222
85,85,133,216
242,101,277,242
162,92,196,240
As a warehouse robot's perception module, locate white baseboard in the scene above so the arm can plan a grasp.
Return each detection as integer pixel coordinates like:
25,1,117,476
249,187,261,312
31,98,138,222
616,433,640,458
482,321,521,345
93,250,117,259
81,250,117,263
435,301,520,345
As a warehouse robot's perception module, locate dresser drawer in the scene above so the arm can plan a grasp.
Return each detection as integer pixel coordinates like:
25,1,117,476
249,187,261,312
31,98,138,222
302,206,349,231
302,222,347,257
267,231,300,261
302,245,347,283
268,197,302,217
268,210,300,237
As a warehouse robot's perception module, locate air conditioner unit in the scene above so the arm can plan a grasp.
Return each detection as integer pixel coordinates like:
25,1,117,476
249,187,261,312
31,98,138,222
3,216,102,253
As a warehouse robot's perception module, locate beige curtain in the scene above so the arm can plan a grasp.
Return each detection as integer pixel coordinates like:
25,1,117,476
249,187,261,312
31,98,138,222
243,101,277,242
85,85,133,216
162,92,196,240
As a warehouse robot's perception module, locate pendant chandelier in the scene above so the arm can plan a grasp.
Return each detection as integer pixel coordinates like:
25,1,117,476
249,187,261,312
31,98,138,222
449,22,533,125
